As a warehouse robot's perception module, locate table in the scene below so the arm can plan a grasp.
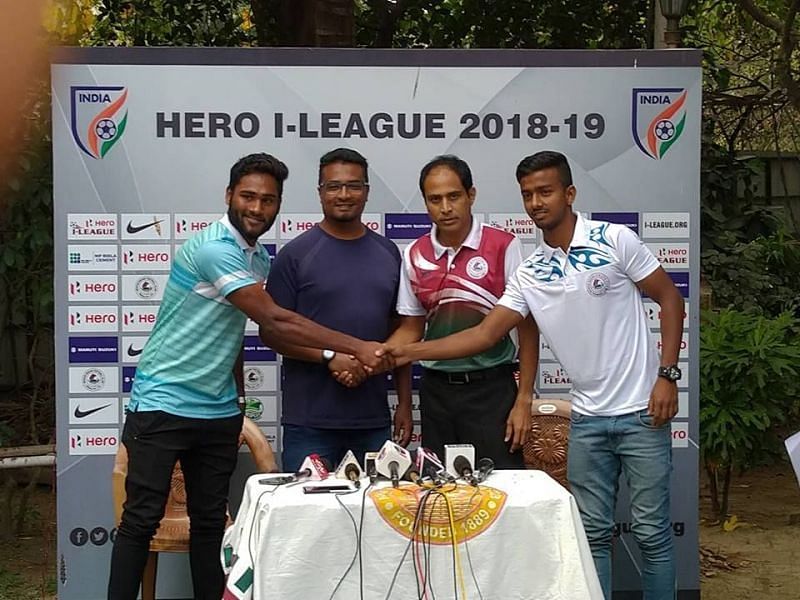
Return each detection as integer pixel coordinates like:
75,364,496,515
222,470,603,600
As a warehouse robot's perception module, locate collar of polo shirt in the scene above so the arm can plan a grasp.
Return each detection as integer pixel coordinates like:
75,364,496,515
220,213,258,255
430,217,482,259
540,212,589,259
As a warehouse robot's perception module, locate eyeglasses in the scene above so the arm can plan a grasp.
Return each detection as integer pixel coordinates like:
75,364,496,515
319,181,368,194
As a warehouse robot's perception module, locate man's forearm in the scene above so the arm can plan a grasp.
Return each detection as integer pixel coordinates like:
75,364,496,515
658,288,685,365
258,331,324,363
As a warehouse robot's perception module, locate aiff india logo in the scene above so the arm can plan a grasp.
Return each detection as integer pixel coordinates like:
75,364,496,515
631,88,687,160
70,86,128,159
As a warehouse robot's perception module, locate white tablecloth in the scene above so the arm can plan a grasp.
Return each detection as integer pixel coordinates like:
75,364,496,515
223,470,603,600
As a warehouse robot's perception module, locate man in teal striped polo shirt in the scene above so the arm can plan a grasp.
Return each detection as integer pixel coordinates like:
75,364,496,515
108,153,393,600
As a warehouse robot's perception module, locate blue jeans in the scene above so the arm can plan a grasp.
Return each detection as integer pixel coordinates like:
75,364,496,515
568,409,674,600
281,424,391,473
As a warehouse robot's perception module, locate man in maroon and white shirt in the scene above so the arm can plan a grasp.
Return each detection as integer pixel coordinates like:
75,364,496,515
387,155,538,467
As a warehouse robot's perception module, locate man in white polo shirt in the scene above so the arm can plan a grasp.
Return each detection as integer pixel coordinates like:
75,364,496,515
386,151,684,600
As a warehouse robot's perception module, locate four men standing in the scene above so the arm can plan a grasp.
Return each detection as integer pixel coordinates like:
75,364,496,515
110,147,683,600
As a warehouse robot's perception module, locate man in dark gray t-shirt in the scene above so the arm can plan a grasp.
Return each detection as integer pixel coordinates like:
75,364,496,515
261,148,413,471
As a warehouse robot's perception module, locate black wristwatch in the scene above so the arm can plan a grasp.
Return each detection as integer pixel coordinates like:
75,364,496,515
657,364,682,382
321,349,336,366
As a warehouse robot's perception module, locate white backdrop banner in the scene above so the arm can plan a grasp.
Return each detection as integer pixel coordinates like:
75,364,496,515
52,48,701,600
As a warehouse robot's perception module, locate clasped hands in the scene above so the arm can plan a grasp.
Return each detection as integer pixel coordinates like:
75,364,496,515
331,341,413,388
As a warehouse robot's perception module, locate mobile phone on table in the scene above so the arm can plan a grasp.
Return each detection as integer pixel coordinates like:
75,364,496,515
258,475,295,485
302,484,353,494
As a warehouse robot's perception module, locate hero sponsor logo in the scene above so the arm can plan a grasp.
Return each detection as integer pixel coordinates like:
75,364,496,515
67,245,119,271
243,366,278,392
121,244,171,271
488,214,538,239
69,397,118,425
646,243,689,268
122,306,159,332
362,213,383,235
68,275,118,301
651,331,689,360
642,212,690,239
278,214,321,240
69,428,119,455
121,274,168,301
68,306,118,332
671,421,689,448
631,88,688,160
539,366,571,390
68,366,119,394
121,214,171,240
121,335,148,363
70,85,128,160
68,214,118,240
642,300,689,329
175,214,217,240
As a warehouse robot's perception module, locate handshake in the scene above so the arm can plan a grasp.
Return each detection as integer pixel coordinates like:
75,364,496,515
330,341,415,388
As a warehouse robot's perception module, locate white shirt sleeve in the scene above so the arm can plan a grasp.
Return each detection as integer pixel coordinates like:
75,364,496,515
503,236,524,285
395,243,427,316
497,264,531,318
615,225,660,282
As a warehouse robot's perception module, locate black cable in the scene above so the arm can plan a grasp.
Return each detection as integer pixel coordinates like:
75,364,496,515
357,480,373,600
463,484,485,600
328,488,364,600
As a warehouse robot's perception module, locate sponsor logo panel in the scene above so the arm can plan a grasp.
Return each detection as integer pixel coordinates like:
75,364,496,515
67,245,119,271
68,306,118,333
120,244,171,271
175,213,218,239
69,525,117,547
667,272,690,299
362,213,383,235
67,214,118,240
243,365,278,392
642,212,690,239
243,336,277,362
671,421,689,448
539,338,556,362
384,213,432,240
241,395,278,422
68,275,118,301
122,366,136,393
121,214,171,240
121,335,148,363
68,336,119,363
69,366,119,394
650,330,689,360
68,428,119,455
69,397,119,425
122,306,159,332
539,365,571,391
646,243,689,268
121,274,169,301
590,212,639,234
278,214,321,241
488,213,538,239
677,392,689,419
643,300,689,329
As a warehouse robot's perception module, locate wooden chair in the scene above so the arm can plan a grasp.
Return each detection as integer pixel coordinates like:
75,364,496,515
111,416,277,600
523,398,571,490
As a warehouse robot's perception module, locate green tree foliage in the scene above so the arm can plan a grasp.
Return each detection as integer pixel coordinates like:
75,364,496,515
699,308,800,520
356,0,649,48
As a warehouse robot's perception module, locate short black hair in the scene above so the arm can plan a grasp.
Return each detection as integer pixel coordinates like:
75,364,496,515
515,151,573,187
228,153,289,197
318,148,369,185
418,155,473,196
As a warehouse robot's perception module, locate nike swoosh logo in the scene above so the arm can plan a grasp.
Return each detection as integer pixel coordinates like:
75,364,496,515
74,404,112,419
127,344,143,356
126,219,164,234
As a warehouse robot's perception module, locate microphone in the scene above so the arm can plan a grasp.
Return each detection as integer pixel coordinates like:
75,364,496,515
415,447,446,482
474,457,495,484
363,451,379,483
294,453,331,481
445,444,475,481
334,450,364,488
376,440,412,488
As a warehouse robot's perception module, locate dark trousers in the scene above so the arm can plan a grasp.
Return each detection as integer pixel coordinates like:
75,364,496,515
419,364,524,469
108,410,243,600
281,424,391,473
